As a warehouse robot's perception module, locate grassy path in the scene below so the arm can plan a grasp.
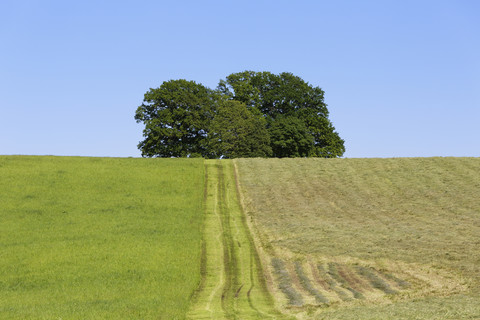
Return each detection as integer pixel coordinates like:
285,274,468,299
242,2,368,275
187,160,285,319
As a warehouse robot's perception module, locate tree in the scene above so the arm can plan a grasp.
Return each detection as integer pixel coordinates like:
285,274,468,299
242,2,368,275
134,79,218,158
209,101,271,158
218,71,345,158
269,115,314,157
135,72,345,158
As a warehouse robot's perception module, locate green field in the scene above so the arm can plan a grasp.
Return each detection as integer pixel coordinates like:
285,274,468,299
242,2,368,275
2,156,479,319
0,156,204,319
236,157,480,319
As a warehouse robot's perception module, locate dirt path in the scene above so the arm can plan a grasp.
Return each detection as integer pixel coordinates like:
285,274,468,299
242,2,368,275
187,160,285,319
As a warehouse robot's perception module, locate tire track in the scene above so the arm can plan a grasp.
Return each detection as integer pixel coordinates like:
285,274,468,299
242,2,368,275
187,161,226,319
205,189,225,316
187,160,286,319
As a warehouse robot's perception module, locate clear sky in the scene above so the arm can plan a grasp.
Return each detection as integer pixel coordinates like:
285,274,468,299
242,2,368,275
1,0,479,158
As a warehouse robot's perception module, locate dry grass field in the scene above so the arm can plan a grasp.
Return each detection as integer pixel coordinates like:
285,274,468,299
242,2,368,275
235,157,480,319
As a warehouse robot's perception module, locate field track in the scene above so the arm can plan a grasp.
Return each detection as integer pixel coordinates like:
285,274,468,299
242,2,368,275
187,160,287,319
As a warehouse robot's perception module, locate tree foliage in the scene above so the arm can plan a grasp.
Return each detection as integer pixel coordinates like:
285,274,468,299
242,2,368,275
269,116,313,158
134,80,217,158
135,72,345,158
210,101,271,159
218,71,345,157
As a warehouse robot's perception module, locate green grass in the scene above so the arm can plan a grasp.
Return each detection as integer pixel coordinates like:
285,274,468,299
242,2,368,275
0,156,205,319
187,160,286,319
236,157,480,319
3,156,479,319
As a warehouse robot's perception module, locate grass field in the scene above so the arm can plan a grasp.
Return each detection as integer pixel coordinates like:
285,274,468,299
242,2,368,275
187,160,287,319
0,156,204,319
236,157,480,319
2,156,479,319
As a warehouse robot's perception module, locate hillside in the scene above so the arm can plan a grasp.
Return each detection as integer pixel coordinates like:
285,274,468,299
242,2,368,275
0,156,205,319
236,157,480,319
1,156,479,319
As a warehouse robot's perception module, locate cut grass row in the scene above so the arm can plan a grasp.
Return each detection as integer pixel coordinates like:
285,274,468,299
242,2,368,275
270,257,417,307
0,156,205,319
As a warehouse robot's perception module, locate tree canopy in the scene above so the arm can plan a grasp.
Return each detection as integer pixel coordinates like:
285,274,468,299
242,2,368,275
135,71,345,158
134,79,217,158
209,100,272,159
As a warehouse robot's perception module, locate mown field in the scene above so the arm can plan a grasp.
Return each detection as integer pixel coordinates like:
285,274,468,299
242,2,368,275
2,156,479,319
236,157,480,319
0,156,204,319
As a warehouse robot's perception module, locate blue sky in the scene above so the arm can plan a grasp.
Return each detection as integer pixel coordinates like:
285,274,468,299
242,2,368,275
1,0,479,158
